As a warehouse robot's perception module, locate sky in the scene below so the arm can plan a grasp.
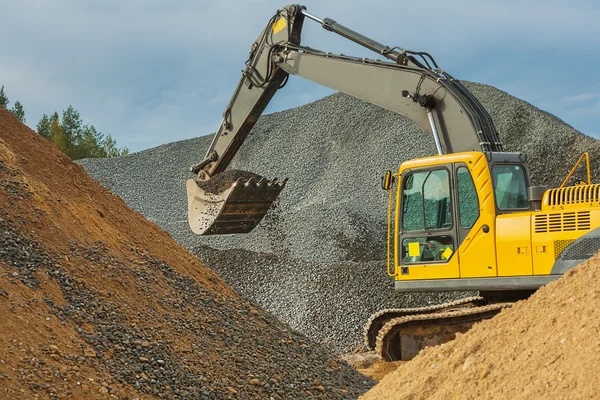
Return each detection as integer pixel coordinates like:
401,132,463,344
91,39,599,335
2,0,599,153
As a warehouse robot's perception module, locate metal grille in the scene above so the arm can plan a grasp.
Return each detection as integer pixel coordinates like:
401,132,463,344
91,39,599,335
546,184,600,206
556,238,600,261
554,239,575,259
534,211,590,233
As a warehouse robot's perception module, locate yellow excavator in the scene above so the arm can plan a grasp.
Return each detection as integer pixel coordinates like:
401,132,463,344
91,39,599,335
186,5,600,361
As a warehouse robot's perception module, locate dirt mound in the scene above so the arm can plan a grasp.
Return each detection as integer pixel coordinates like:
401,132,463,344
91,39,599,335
361,256,600,399
0,109,373,399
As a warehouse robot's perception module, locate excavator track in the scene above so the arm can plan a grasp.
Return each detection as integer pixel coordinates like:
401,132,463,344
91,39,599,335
363,296,485,351
375,302,512,361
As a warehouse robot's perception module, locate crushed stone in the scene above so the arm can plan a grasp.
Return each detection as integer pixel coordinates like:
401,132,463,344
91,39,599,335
196,169,262,194
79,81,600,352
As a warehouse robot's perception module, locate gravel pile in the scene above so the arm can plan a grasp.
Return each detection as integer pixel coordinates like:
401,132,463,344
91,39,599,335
80,81,600,352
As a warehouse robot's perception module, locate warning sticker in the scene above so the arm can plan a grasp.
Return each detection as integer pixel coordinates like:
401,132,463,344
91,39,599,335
442,247,453,260
273,17,287,34
408,242,421,257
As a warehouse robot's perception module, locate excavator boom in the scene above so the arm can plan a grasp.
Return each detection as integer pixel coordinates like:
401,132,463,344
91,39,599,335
187,4,503,235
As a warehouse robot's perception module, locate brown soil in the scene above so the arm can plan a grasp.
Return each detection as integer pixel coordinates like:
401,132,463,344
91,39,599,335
361,255,600,399
0,109,372,399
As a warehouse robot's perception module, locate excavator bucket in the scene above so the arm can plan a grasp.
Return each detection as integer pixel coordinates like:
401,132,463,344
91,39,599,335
186,171,287,235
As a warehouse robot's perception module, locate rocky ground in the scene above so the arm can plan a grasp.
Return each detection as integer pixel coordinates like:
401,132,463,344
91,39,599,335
0,109,373,399
80,81,600,353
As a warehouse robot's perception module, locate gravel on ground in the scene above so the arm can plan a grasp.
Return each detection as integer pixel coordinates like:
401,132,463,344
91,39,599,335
79,81,600,353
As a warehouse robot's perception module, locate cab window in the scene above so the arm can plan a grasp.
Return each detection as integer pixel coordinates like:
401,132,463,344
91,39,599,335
492,164,528,210
457,167,479,228
402,169,452,231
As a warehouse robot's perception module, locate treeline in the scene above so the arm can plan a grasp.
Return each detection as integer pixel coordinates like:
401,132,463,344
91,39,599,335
0,86,128,159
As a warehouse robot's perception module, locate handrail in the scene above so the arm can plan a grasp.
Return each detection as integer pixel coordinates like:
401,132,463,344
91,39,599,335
560,152,592,188
387,173,398,277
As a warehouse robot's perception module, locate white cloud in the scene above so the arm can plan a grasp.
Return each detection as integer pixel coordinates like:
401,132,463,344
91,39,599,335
562,93,600,104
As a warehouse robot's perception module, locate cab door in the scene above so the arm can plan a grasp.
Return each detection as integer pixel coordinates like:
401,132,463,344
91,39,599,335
397,164,460,280
453,162,497,278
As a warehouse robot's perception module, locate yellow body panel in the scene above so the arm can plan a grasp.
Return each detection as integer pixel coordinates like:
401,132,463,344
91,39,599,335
495,213,533,276
392,151,600,287
542,184,600,210
397,258,460,280
454,153,497,278
530,230,560,276
530,207,600,275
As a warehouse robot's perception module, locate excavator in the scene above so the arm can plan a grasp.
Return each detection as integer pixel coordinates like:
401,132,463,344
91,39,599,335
186,5,600,361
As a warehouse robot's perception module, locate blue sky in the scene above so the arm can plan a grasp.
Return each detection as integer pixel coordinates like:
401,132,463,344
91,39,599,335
2,0,599,153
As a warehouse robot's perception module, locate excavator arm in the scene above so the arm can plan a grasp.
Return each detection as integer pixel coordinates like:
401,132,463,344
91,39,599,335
187,4,503,235
189,5,305,179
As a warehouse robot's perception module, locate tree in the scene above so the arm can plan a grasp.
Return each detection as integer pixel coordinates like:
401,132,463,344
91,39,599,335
0,86,26,123
2,83,127,160
10,101,25,123
102,135,128,158
37,112,59,139
37,106,129,160
0,86,8,109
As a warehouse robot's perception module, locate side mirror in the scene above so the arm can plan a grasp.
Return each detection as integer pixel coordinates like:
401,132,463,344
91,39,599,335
381,170,393,190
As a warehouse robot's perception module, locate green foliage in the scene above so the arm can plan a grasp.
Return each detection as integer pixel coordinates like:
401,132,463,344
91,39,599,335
37,112,58,140
2,84,128,160
0,86,26,123
0,86,8,109
37,106,129,160
10,101,26,123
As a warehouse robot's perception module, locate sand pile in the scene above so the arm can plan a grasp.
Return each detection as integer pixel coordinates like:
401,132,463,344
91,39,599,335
362,255,600,399
80,81,600,353
0,109,372,399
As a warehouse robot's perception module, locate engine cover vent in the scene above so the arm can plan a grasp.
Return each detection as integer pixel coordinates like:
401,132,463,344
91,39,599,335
545,184,600,206
534,211,591,233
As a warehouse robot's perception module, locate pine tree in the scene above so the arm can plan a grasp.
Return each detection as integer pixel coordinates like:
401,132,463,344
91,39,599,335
10,101,25,123
0,86,8,109
36,106,128,159
37,114,51,139
103,135,129,157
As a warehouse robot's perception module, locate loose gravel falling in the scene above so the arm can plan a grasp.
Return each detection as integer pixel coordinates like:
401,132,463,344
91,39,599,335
79,81,600,353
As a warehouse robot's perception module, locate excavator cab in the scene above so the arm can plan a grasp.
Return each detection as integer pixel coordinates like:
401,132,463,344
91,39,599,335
388,151,536,290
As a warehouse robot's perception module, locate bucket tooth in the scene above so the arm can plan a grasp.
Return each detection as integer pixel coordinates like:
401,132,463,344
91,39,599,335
233,177,245,186
257,178,268,187
245,177,255,187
